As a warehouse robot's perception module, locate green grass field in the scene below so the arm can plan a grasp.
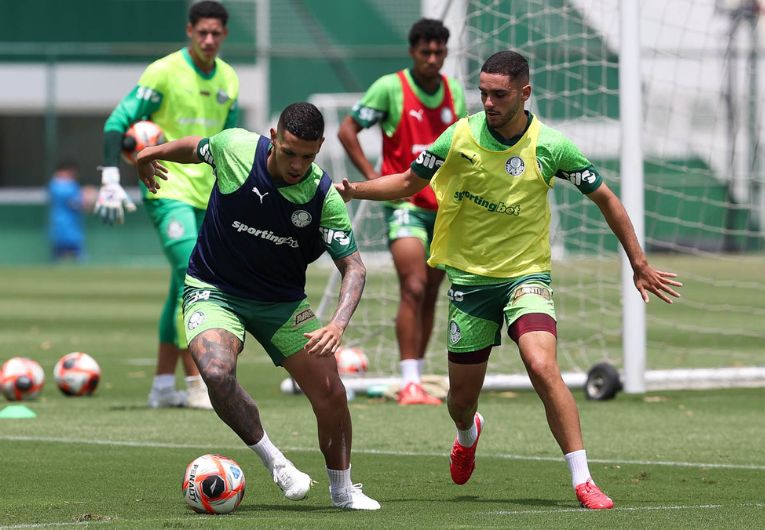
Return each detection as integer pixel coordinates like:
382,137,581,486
318,253,765,376
1,266,764,529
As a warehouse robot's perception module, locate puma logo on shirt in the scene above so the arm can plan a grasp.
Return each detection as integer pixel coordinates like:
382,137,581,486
408,109,424,122
251,186,269,203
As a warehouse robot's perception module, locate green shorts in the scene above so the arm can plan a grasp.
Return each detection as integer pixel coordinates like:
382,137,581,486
182,278,321,366
143,198,206,347
384,204,437,252
446,278,556,353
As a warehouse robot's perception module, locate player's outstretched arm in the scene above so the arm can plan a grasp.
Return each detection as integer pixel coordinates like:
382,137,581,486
135,136,203,193
335,168,428,203
303,251,366,356
587,183,683,304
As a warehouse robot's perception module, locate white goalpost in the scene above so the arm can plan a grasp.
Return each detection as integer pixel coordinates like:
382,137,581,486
291,0,765,398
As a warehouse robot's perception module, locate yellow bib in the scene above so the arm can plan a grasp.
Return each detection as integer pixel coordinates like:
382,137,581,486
428,116,553,278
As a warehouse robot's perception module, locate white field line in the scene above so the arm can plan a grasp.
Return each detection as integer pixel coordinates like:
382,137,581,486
488,502,765,516
1,504,764,529
1,434,764,471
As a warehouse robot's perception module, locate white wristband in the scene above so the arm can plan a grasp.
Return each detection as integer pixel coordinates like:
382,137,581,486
100,166,120,185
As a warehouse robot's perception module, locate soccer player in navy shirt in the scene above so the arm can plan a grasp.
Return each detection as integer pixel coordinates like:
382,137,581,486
136,103,380,510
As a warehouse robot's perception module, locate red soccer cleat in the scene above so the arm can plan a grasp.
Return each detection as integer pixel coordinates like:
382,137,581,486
449,412,484,485
575,480,614,509
397,382,442,405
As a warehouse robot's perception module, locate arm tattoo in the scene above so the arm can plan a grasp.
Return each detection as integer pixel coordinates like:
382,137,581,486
331,251,366,330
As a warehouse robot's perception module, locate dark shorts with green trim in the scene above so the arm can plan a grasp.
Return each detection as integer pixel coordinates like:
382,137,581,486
446,279,556,354
182,280,320,366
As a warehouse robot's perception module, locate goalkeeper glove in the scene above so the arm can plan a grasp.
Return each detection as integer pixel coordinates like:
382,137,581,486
94,166,137,225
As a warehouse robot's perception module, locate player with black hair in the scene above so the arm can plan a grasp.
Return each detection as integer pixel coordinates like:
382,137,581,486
135,102,381,510
408,16,451,46
96,0,239,409
188,0,228,26
338,18,467,405
337,50,682,509
278,102,325,140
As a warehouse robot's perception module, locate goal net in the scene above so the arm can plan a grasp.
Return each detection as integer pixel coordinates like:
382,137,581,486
307,0,765,394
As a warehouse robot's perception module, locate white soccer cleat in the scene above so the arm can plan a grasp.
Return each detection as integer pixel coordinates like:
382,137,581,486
147,387,186,408
331,484,381,510
185,377,214,410
272,460,313,500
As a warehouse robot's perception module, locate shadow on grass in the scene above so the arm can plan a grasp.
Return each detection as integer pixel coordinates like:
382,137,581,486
511,497,576,508
108,404,196,411
450,495,570,508
234,504,355,513
109,405,155,411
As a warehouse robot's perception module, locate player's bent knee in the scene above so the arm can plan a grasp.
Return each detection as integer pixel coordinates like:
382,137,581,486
199,364,236,392
401,278,427,301
524,357,561,383
330,383,349,407
308,381,348,413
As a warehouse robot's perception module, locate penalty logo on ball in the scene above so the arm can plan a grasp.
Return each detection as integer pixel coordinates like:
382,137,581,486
182,454,246,515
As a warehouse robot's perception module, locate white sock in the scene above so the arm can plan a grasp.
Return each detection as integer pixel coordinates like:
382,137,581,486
400,359,420,385
152,374,175,391
327,466,352,493
456,416,478,447
249,432,285,470
565,449,592,487
184,375,206,389
417,358,426,376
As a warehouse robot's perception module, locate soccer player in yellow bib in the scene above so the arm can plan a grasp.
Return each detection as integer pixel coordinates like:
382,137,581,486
95,1,239,409
337,50,682,509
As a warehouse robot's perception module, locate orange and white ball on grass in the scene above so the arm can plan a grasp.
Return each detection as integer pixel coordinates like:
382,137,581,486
54,352,101,396
182,454,246,514
334,347,369,375
0,357,45,401
121,120,165,165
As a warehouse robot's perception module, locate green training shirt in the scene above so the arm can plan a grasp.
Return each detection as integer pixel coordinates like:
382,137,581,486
104,48,240,209
351,69,467,136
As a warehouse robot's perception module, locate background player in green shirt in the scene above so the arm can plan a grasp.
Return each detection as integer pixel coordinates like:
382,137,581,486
338,18,467,405
135,102,380,510
337,51,682,510
95,1,239,409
